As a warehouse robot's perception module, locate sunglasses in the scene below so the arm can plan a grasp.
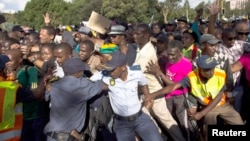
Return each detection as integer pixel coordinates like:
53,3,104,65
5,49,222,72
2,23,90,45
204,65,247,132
227,37,236,41
237,32,249,36
110,35,118,38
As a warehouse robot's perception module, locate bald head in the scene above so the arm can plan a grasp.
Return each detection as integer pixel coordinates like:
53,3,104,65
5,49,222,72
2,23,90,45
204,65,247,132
5,49,23,71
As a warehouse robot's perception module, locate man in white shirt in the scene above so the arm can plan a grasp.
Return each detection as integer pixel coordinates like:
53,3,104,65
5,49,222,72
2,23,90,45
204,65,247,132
133,23,186,141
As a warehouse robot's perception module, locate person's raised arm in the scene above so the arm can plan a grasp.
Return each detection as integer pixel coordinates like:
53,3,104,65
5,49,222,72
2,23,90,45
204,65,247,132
207,2,220,35
146,60,174,85
44,12,51,26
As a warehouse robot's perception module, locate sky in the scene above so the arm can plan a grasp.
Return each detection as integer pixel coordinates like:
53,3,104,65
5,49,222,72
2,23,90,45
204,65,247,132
0,0,210,13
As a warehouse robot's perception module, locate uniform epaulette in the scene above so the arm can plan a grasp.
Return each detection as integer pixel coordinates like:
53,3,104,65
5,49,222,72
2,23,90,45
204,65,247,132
129,65,141,71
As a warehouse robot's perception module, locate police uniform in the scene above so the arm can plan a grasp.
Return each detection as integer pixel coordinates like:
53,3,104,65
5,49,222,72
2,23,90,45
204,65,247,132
90,65,163,141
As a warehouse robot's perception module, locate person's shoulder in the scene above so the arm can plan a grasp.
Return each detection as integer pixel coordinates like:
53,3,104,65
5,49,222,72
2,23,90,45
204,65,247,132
128,65,144,77
129,65,141,71
181,57,192,63
214,68,226,75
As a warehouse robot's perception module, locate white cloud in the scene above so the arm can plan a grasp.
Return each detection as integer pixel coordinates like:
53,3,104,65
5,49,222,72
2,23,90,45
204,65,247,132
0,0,31,13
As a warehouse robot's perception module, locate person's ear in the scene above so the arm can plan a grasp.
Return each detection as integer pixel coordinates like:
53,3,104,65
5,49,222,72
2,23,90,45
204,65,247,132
121,65,127,71
200,44,205,50
49,35,55,41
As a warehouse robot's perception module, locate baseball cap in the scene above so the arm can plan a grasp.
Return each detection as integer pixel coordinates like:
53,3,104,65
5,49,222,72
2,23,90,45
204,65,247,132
102,50,127,71
177,16,188,23
12,25,23,32
199,34,221,45
62,58,90,75
0,55,10,70
167,20,176,25
183,29,198,43
157,34,167,43
78,26,91,35
196,55,218,69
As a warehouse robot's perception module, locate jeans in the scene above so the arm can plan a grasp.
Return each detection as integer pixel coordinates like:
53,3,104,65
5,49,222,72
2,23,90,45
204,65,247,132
233,84,244,113
113,112,163,141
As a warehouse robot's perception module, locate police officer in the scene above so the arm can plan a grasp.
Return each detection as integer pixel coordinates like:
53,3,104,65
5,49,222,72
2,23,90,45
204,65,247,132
90,51,163,141
44,58,108,141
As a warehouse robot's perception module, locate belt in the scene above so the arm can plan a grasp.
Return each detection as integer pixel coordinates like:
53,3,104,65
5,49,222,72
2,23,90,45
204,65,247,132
47,132,70,141
114,110,143,122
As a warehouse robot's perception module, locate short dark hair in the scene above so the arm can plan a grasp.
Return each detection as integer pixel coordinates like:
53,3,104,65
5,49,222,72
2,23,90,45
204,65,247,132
41,42,56,50
136,23,152,35
54,42,72,55
222,28,235,38
6,37,20,45
41,26,56,36
167,40,183,51
79,40,95,51
0,31,9,40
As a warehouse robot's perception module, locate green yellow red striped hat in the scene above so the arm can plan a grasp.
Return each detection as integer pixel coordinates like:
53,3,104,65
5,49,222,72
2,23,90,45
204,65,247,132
99,43,119,54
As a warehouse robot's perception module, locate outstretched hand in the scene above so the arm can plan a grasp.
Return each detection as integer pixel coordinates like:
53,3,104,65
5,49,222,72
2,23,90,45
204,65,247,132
146,60,161,76
144,94,155,109
207,1,220,16
196,8,203,18
189,112,204,121
43,12,51,25
43,66,56,86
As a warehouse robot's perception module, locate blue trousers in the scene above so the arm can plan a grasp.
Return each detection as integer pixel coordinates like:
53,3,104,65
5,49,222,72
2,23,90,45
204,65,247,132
21,117,47,141
113,112,163,141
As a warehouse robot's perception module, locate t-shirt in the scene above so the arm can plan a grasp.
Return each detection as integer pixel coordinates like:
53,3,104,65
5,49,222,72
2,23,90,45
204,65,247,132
17,65,41,120
165,57,192,99
239,53,250,82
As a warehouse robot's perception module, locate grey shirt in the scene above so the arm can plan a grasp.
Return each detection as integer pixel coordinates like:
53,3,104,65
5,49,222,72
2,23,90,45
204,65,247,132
44,75,103,133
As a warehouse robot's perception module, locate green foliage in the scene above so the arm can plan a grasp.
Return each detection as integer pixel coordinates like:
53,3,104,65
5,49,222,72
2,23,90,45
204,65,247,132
101,0,158,23
2,0,216,30
0,22,15,32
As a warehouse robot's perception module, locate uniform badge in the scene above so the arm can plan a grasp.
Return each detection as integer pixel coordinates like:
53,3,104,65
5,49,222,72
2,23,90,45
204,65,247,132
110,79,115,86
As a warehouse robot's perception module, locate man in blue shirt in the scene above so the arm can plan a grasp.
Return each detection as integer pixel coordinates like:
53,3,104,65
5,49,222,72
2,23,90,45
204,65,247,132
44,58,108,141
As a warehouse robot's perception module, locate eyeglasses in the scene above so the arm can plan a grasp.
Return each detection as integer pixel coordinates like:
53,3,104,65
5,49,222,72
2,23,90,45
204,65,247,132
237,32,249,36
110,35,118,38
227,37,236,41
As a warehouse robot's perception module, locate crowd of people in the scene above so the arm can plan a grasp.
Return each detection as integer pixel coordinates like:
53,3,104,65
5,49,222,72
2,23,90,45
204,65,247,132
0,2,250,141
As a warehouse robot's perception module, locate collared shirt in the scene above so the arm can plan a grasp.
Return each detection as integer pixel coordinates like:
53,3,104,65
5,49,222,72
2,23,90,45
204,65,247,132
193,52,234,89
217,40,250,84
16,65,40,120
133,41,162,93
90,67,148,117
182,44,201,60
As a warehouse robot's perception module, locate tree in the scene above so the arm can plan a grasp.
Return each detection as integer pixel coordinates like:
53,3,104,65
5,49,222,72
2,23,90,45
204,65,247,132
157,0,182,23
13,0,73,30
101,0,158,23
